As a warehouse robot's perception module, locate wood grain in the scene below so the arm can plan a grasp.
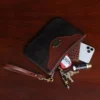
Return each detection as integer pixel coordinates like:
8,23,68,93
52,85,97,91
0,0,100,100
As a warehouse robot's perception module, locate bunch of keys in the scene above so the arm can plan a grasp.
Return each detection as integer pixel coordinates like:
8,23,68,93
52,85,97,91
59,54,80,89
59,67,79,89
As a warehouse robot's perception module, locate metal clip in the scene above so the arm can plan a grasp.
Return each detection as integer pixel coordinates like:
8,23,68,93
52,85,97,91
38,72,55,82
46,78,54,82
38,77,54,82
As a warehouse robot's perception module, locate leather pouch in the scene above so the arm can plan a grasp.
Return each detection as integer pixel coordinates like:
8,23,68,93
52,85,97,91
24,18,86,75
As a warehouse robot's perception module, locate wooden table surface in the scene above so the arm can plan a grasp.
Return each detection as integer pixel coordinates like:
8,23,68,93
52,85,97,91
0,0,100,100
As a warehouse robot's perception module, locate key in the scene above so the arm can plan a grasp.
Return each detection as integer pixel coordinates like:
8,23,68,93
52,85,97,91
59,68,74,83
69,71,79,76
59,69,70,89
64,71,79,83
64,72,74,83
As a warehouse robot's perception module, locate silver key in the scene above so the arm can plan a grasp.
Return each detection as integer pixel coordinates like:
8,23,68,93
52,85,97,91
64,72,74,83
69,71,79,76
64,71,79,83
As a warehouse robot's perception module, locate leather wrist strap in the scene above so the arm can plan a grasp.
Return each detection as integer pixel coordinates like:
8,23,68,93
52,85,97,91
4,64,54,82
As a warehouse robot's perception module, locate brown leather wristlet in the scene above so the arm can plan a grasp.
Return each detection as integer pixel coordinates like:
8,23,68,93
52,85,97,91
4,64,54,82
